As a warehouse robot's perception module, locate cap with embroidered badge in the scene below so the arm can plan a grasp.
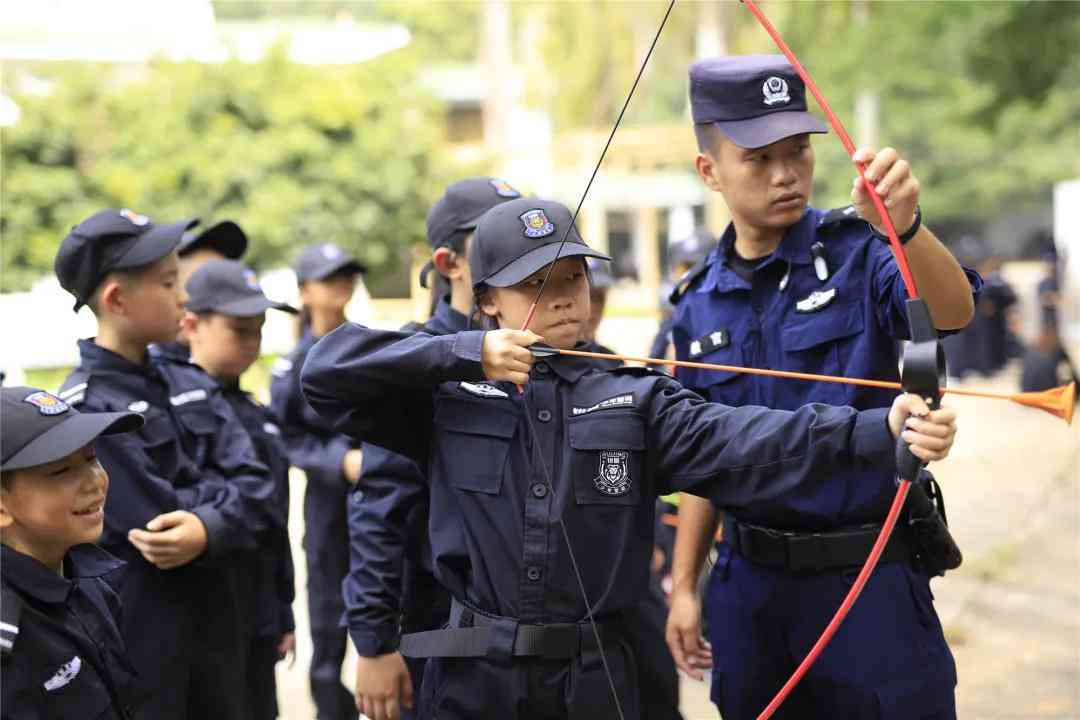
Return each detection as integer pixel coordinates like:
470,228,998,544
689,54,827,150
177,220,248,260
293,243,367,283
469,197,610,289
54,209,199,311
420,177,523,288
185,260,297,317
1,387,143,472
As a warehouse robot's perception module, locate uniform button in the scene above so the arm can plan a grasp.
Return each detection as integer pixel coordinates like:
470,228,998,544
531,482,548,498
535,363,550,374
526,566,542,581
537,409,552,423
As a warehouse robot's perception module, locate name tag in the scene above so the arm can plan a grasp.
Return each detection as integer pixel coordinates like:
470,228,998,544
689,329,729,359
169,388,208,406
572,393,635,416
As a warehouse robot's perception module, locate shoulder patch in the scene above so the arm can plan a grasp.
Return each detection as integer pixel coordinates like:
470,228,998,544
1,588,22,656
458,381,509,399
270,357,294,378
817,205,863,230
668,258,710,306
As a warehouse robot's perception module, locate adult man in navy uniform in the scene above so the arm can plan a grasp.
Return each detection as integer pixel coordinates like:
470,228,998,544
664,55,982,719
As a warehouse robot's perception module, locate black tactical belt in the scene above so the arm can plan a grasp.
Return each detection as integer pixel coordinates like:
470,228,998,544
399,599,620,660
723,515,911,572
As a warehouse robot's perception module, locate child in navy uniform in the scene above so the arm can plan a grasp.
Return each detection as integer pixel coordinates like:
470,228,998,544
270,242,366,720
300,197,960,720
182,259,300,719
1,386,143,720
54,209,275,720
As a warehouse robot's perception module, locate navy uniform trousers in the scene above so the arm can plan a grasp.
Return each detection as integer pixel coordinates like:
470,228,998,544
671,207,982,719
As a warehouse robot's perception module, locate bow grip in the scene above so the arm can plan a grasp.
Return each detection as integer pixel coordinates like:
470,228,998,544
896,298,947,482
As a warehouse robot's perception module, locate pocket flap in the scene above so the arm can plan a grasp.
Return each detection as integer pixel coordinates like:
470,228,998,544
783,299,864,351
434,398,517,439
568,413,646,451
173,407,218,435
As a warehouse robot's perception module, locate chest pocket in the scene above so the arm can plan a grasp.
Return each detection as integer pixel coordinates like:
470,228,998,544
35,655,114,720
137,409,183,475
172,404,218,469
782,295,865,382
433,398,517,495
680,339,746,407
568,412,645,507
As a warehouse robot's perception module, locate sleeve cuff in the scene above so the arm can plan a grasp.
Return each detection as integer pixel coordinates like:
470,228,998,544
325,437,352,484
190,506,230,562
348,625,401,658
852,408,897,473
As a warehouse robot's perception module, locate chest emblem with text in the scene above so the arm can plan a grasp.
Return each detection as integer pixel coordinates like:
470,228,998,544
594,450,631,496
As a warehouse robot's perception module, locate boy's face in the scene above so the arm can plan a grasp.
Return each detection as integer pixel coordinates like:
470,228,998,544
121,251,184,345
586,287,608,342
178,247,226,296
697,133,815,231
482,257,590,350
0,444,109,564
187,312,265,379
299,271,357,313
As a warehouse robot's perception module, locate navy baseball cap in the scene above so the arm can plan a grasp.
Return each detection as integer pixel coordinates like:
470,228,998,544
587,257,615,291
178,220,248,260
470,197,610,289
293,243,367,283
420,177,523,288
186,260,297,317
1,387,143,472
55,209,200,311
670,228,714,267
689,54,827,150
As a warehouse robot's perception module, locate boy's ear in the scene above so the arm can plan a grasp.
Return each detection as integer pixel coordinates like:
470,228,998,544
695,152,724,193
0,486,14,529
431,247,457,279
478,288,499,320
96,277,127,316
179,311,201,338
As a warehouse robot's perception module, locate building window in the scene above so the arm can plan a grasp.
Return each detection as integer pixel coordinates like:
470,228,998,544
607,210,637,280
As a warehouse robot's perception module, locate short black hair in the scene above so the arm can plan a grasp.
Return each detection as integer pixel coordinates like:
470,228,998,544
694,123,723,155
86,266,148,315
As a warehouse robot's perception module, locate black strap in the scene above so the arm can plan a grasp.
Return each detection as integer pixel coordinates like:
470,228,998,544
398,598,616,660
723,516,911,572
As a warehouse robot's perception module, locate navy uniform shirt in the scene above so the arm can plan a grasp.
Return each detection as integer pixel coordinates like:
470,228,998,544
671,208,982,530
219,381,296,640
1,544,137,720
269,332,358,491
343,299,468,657
302,326,897,624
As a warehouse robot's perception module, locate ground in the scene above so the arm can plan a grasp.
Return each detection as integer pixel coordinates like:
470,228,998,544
276,365,1079,719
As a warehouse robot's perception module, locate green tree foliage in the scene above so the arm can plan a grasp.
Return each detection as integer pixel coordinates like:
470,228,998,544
1,48,453,294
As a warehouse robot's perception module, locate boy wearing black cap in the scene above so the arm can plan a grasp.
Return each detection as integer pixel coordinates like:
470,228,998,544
666,55,981,719
344,177,519,720
300,196,959,720
269,241,366,720
54,209,276,720
2,386,143,719
183,259,298,719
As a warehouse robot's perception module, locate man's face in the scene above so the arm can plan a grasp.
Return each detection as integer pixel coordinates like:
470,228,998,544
188,312,265,379
125,251,185,346
481,258,590,350
1,444,110,564
697,132,815,231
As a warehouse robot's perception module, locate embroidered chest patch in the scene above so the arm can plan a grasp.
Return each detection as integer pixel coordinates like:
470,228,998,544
795,287,837,313
459,381,509,399
689,330,729,359
43,656,81,691
571,393,634,416
594,450,631,496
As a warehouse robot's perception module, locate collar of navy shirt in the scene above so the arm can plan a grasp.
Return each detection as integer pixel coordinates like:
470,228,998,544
698,207,819,295
77,338,160,381
1,544,123,605
529,343,597,384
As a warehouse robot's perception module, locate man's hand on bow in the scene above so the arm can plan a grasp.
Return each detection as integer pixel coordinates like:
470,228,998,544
887,393,957,464
482,329,542,386
851,146,920,237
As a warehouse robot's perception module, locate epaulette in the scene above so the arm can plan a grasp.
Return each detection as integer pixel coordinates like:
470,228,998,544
608,365,666,378
817,205,864,230
668,258,710,306
1,586,22,657
57,369,91,407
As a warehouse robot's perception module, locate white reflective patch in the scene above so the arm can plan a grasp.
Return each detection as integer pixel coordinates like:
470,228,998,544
58,383,87,399
169,389,208,406
271,357,293,378
128,400,149,413
458,382,509,399
43,656,81,692
263,422,281,436
572,394,634,416
795,288,837,313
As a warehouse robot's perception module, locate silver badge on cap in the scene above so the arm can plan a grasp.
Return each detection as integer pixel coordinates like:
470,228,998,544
762,76,791,106
23,391,69,416
321,244,342,260
119,209,150,226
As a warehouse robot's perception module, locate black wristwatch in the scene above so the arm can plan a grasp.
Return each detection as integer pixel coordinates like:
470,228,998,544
872,205,922,245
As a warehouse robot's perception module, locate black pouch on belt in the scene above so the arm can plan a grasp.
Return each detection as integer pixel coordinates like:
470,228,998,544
904,470,963,576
